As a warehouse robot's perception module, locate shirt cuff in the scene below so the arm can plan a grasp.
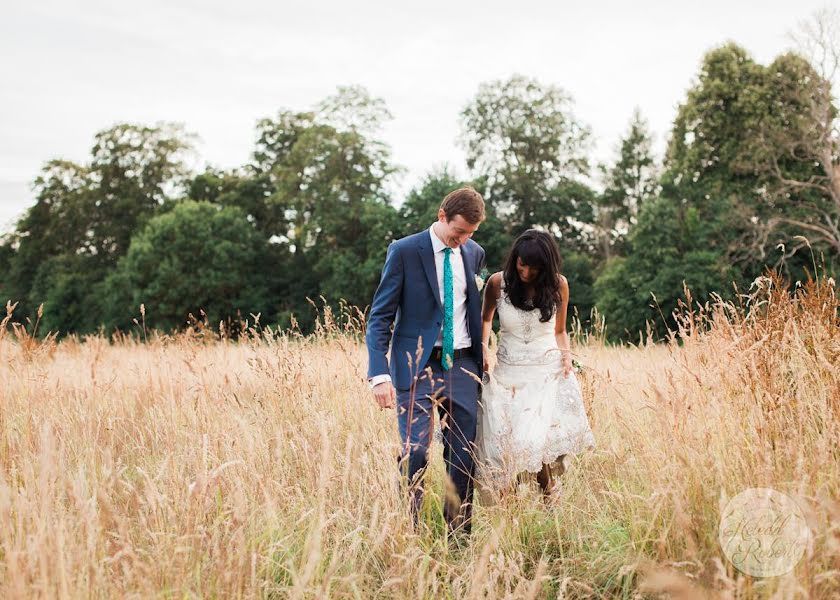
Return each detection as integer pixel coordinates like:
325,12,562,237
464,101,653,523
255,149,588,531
368,374,392,389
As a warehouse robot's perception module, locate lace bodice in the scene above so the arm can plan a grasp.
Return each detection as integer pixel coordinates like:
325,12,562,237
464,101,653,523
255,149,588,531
495,278,560,366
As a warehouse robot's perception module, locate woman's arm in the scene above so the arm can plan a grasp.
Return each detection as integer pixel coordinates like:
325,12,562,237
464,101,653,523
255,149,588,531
554,275,573,377
481,272,502,372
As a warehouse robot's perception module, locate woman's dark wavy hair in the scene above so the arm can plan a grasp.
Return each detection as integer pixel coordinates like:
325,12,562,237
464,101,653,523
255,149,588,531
502,229,564,322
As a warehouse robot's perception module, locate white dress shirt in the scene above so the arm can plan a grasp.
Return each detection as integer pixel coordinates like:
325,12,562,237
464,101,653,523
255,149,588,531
368,224,472,388
428,224,472,350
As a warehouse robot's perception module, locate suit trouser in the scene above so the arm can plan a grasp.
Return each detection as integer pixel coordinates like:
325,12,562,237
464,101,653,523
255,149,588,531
396,353,480,534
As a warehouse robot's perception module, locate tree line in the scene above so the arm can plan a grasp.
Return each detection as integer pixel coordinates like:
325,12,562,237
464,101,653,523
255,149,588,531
1,37,838,342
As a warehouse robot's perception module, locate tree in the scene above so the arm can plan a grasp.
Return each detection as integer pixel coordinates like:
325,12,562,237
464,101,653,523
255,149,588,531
730,9,840,272
459,75,596,251
188,167,284,238
264,124,395,250
29,254,107,335
663,43,765,261
0,233,16,306
316,84,393,136
594,41,840,342
596,109,658,261
664,42,838,281
594,197,734,342
2,161,93,317
3,123,193,326
594,44,777,341
789,7,840,90
314,199,402,311
225,86,402,326
103,201,270,333
88,123,194,263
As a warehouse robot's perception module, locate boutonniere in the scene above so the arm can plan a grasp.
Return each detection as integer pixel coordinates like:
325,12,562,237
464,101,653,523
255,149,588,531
475,267,490,291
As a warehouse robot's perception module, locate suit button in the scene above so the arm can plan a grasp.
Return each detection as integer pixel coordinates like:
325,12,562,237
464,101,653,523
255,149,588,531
436,322,440,326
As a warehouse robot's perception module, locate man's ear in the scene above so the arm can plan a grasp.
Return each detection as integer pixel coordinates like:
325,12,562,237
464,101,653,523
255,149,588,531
437,208,447,222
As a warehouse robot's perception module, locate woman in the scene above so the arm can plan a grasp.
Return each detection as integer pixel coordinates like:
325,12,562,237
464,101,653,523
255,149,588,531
474,229,596,503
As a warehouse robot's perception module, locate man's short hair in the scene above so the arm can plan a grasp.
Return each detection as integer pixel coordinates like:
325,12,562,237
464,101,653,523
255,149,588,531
439,187,486,224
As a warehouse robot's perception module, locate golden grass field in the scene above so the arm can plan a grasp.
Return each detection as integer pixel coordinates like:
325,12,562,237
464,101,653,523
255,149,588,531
0,274,838,599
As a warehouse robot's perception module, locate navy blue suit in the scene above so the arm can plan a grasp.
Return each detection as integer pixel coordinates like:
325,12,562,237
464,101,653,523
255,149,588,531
366,229,485,533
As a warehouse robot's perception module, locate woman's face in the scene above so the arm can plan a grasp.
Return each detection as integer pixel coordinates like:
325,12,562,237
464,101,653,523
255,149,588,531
516,256,539,284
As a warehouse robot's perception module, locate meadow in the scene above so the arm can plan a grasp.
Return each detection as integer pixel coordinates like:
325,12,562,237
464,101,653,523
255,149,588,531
0,274,838,599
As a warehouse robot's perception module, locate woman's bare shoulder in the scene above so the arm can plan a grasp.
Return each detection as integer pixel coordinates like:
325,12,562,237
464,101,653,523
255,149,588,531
557,273,569,300
485,271,503,298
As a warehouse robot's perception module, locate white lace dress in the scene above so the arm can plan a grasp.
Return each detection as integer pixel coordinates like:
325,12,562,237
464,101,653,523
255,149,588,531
474,281,596,491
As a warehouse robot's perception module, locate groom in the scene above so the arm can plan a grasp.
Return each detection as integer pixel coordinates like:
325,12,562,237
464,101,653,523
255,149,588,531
366,187,486,537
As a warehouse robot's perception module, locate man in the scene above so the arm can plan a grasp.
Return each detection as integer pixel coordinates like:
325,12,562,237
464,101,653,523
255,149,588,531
366,187,486,537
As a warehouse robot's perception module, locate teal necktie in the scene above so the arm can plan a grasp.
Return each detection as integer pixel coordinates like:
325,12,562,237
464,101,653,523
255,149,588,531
443,247,454,370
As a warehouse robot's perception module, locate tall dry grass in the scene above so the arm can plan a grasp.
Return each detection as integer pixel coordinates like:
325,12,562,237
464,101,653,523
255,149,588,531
0,274,838,599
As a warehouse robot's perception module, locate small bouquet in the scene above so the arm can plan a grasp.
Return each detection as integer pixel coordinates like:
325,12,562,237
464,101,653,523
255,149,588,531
474,267,491,292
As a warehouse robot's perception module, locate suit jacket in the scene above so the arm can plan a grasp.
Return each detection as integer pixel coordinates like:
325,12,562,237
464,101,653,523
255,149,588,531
366,230,486,391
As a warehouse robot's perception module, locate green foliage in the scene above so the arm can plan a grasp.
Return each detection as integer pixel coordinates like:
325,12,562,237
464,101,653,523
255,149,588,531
398,168,510,269
88,123,194,262
562,250,596,328
399,168,465,235
313,199,401,312
460,74,596,253
594,197,734,342
29,254,107,335
475,207,511,273
1,123,191,329
596,109,658,261
662,43,837,281
2,60,838,340
107,200,270,333
593,42,838,342
3,160,94,319
243,87,401,328
0,237,14,298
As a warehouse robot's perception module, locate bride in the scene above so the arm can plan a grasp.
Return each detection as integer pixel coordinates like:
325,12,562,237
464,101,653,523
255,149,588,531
474,229,596,503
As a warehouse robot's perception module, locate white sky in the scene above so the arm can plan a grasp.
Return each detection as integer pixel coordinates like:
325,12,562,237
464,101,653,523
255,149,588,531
1,0,835,233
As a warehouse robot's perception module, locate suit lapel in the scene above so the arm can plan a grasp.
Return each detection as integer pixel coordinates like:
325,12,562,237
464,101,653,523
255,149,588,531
417,236,443,309
461,244,478,302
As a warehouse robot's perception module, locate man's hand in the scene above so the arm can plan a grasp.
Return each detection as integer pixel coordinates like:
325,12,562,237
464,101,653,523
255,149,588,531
372,381,396,410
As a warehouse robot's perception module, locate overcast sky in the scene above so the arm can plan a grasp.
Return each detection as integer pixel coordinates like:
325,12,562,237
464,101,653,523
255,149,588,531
0,0,834,232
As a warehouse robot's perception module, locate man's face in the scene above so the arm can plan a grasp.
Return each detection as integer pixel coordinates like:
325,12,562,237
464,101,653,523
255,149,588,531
436,209,480,248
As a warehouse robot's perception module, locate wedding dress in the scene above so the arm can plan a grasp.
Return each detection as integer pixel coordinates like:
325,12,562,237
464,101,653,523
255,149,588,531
474,279,596,492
